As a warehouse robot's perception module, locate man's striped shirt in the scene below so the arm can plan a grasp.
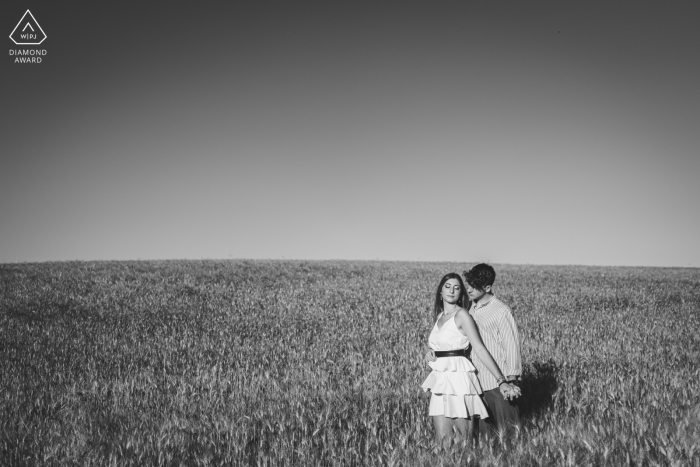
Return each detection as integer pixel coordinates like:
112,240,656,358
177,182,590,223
469,296,522,391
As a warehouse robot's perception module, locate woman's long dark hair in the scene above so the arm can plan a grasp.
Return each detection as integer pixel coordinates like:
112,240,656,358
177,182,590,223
433,272,469,321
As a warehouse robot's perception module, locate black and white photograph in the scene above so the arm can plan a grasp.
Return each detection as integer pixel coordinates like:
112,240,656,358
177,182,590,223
2,1,699,465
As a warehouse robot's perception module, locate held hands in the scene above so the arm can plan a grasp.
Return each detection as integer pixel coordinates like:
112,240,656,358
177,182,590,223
499,381,522,401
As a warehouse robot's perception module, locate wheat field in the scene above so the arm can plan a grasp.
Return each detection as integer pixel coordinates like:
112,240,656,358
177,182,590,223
1,260,699,466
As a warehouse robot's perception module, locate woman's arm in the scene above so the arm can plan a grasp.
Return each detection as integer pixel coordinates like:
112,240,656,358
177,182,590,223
424,335,436,363
454,309,521,400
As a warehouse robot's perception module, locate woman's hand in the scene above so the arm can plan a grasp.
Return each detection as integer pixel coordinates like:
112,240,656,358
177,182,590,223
499,382,521,400
424,350,436,363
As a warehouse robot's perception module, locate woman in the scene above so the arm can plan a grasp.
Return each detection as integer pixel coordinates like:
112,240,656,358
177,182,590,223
421,272,520,442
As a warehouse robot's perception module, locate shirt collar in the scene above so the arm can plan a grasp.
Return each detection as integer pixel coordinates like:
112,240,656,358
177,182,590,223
473,295,495,309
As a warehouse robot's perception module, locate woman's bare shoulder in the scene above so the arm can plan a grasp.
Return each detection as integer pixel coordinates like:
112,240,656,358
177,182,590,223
454,308,472,320
454,308,477,326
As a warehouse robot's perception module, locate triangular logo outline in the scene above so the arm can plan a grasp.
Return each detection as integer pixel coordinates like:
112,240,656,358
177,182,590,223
10,10,47,45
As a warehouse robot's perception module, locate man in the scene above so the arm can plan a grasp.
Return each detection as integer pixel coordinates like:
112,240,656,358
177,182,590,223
463,263,522,433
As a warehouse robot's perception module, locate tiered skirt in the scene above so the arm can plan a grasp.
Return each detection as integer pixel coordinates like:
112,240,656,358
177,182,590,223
421,356,490,419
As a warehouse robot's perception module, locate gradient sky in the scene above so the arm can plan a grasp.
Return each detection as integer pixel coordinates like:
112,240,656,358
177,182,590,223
2,1,699,267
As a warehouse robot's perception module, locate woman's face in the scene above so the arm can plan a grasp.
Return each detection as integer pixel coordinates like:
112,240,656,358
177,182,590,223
441,278,462,305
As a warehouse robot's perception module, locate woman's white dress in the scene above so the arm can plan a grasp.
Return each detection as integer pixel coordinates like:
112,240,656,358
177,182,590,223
421,313,490,419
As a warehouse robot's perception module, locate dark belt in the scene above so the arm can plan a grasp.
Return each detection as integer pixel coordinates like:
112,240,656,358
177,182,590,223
434,349,469,358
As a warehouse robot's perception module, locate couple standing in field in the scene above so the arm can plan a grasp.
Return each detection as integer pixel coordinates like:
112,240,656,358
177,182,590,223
421,263,523,443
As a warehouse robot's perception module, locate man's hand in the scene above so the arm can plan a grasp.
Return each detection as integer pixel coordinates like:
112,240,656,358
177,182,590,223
424,350,436,363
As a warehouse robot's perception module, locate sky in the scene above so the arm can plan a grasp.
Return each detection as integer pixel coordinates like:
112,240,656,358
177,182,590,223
1,1,699,267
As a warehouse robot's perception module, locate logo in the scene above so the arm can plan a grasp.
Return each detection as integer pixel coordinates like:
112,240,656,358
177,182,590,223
10,10,47,45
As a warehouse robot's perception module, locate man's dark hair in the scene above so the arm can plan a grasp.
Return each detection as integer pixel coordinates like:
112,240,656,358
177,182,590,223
463,263,496,291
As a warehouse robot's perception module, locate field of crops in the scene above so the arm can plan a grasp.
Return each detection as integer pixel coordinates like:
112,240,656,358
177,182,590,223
1,260,699,466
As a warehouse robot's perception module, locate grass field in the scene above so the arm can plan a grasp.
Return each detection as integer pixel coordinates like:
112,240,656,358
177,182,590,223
1,260,699,466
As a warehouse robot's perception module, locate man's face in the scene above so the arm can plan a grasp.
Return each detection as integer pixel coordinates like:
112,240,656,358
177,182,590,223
466,282,491,303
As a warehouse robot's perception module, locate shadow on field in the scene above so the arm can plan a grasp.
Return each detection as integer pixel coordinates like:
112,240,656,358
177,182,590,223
520,359,559,420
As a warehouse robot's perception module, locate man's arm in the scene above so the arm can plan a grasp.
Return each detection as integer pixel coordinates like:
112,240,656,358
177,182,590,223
499,310,522,378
